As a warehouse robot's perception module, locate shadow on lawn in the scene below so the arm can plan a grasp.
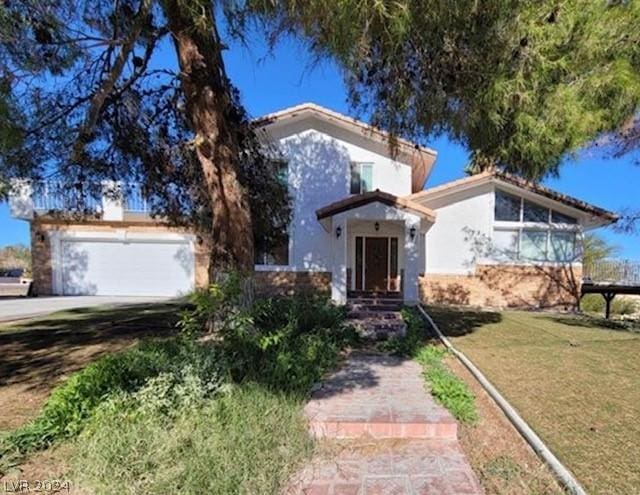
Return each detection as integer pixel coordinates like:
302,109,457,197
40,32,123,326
426,305,502,337
542,313,640,333
0,303,182,391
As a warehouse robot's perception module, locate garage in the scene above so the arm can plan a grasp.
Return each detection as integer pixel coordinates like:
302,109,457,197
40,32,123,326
59,237,195,297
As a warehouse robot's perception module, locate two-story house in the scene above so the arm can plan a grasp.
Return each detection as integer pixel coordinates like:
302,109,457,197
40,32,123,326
9,103,617,307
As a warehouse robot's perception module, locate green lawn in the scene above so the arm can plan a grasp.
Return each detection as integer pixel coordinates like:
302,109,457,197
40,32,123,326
427,306,640,495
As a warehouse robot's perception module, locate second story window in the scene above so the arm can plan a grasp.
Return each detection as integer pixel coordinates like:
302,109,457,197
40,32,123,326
350,162,373,194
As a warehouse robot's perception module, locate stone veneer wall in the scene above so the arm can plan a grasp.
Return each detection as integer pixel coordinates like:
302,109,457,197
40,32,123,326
29,220,209,295
254,271,331,297
420,264,582,309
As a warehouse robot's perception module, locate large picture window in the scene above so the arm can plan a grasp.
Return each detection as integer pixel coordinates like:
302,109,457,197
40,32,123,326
492,228,577,263
493,189,580,263
350,162,373,194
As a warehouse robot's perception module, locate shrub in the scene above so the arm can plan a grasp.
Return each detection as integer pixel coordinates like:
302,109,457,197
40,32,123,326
72,385,313,495
581,294,639,316
222,295,358,394
1,338,224,456
380,306,432,356
416,345,478,425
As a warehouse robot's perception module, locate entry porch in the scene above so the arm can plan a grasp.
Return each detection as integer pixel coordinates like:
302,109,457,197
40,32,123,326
316,191,436,305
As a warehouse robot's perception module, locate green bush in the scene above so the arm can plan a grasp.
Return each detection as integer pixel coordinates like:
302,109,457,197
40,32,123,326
222,295,358,394
416,345,478,425
581,294,638,315
380,306,432,356
2,338,224,456
1,286,356,490
72,385,313,495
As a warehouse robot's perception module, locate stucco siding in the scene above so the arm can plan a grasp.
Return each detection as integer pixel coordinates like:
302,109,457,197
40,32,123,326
423,184,494,275
277,128,413,272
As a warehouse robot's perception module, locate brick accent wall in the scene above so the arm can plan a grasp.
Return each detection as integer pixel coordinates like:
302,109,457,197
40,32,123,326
30,222,53,296
254,271,331,296
420,264,582,309
30,220,209,295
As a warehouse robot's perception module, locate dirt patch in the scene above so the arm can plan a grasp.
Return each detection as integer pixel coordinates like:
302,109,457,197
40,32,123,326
0,303,181,431
445,356,564,495
0,444,88,495
0,303,182,492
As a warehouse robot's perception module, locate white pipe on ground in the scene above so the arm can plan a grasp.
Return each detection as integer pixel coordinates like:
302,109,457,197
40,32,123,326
417,304,588,495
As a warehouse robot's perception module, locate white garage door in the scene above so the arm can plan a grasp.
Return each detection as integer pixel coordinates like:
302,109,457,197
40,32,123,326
61,239,195,296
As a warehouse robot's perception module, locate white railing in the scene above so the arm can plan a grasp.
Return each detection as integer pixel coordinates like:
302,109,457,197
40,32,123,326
123,183,149,212
30,180,150,214
583,260,640,286
32,181,102,212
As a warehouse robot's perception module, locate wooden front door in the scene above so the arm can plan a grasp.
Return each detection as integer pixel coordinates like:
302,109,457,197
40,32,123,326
365,237,389,291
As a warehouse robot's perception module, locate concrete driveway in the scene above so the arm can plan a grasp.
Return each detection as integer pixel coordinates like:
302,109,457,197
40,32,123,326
0,296,173,323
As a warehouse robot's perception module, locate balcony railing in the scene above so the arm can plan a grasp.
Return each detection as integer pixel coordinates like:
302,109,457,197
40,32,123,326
30,180,150,214
32,181,102,212
123,183,149,212
583,260,640,286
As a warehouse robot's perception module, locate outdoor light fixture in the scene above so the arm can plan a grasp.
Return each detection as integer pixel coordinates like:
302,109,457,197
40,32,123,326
410,227,416,240
336,226,342,238
374,222,380,232
196,235,204,245
36,231,46,244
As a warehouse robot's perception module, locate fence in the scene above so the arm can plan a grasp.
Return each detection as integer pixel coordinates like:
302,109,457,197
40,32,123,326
583,260,640,286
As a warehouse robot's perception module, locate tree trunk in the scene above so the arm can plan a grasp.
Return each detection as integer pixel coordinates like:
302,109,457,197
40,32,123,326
164,1,254,284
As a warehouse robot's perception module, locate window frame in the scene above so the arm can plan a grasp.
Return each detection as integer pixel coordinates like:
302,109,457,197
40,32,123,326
492,188,582,264
350,162,374,195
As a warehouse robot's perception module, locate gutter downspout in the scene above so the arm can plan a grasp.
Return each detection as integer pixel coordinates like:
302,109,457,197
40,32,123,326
417,304,588,495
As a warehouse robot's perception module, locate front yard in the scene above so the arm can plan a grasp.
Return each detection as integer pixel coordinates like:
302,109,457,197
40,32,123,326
427,306,640,495
0,293,356,495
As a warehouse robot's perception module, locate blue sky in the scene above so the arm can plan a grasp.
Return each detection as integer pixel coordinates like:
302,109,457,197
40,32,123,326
1,28,639,258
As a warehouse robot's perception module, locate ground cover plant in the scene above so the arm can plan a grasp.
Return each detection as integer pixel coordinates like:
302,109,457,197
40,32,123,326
383,307,478,425
0,283,357,494
428,305,640,494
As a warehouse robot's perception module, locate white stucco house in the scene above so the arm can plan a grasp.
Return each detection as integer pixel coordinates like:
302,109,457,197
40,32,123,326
9,103,617,308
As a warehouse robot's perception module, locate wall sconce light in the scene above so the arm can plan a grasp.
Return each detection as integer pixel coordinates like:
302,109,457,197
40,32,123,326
196,235,204,245
410,226,416,240
374,222,380,232
336,226,342,238
36,231,46,244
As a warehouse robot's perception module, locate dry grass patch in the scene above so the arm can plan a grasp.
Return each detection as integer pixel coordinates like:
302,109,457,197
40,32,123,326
428,306,640,495
446,356,563,495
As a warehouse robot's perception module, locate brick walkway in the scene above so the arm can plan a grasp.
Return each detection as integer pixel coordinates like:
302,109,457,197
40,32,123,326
289,353,483,494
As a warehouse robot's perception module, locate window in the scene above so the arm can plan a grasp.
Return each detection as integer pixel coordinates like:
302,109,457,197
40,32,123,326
492,229,519,260
255,235,289,266
523,199,549,222
520,230,548,261
274,159,288,185
551,210,577,224
495,190,521,221
550,231,576,262
350,162,373,194
492,188,581,264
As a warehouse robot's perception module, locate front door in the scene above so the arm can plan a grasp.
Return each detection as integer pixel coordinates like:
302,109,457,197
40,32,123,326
365,237,389,291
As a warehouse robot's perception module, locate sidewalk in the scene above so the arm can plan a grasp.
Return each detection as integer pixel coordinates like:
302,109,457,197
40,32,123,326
289,353,483,495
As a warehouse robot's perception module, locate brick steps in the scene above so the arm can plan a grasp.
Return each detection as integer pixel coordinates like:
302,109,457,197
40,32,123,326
308,418,457,440
304,354,458,441
347,295,406,340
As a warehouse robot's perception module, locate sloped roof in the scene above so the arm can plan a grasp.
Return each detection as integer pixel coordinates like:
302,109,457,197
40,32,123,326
255,103,437,193
316,190,436,222
409,170,618,223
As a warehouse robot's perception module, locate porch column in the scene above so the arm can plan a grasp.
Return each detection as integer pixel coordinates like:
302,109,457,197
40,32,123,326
404,217,421,304
331,216,348,304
